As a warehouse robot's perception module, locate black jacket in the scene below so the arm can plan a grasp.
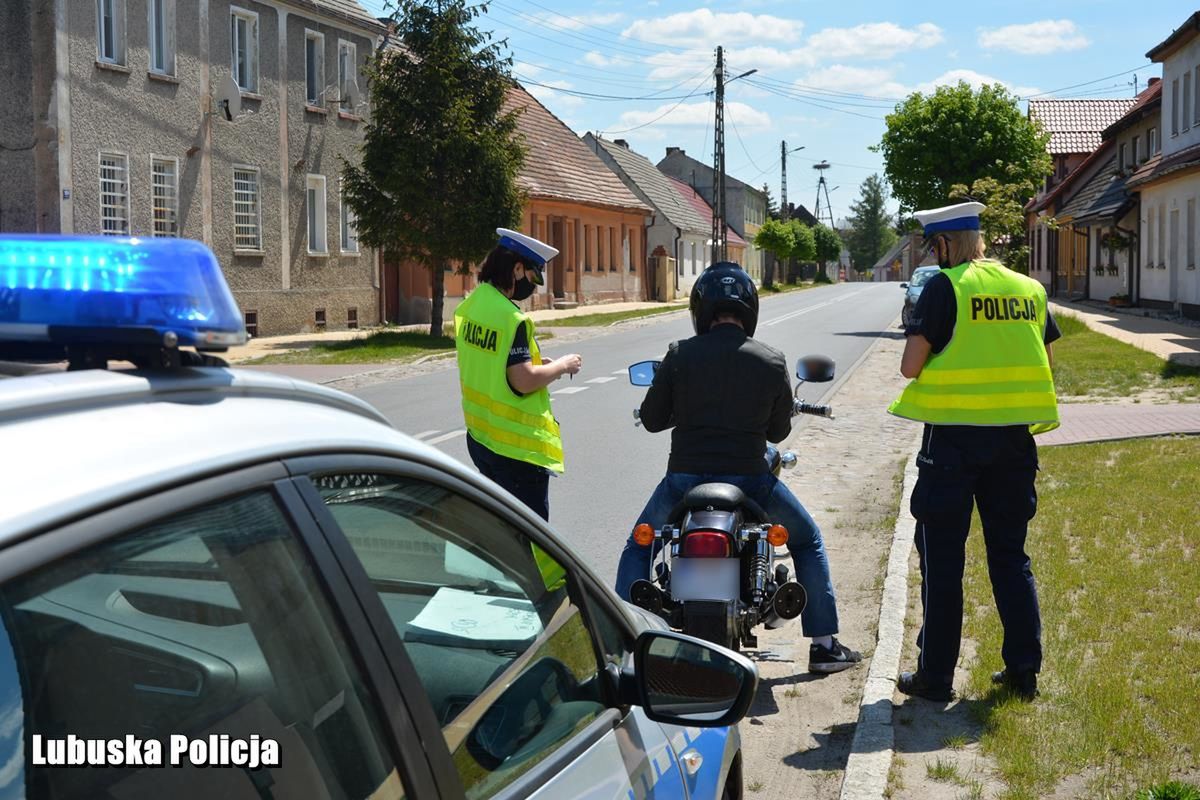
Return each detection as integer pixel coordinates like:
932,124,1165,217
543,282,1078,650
640,324,793,475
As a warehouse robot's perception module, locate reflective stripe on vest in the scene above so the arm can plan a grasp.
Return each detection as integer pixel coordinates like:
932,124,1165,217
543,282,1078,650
454,283,565,472
888,260,1060,433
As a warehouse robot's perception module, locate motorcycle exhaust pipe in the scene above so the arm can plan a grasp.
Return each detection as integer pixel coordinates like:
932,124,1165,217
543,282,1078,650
763,581,807,630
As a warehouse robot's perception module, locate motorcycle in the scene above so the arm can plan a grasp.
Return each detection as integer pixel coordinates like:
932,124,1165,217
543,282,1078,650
624,354,837,652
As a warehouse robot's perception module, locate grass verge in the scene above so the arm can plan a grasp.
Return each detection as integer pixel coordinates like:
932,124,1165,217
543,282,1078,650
243,329,455,365
961,436,1200,799
539,305,685,327
761,281,821,295
1052,314,1200,400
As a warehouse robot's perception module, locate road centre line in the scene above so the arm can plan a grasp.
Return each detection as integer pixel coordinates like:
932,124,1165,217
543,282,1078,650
552,386,590,395
586,376,617,384
413,430,441,440
424,429,467,445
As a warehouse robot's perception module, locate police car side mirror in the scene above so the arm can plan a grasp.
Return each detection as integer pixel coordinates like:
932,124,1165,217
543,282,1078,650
628,360,660,387
622,630,757,728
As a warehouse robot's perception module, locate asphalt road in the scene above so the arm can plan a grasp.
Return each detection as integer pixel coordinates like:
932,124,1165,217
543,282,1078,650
352,281,905,587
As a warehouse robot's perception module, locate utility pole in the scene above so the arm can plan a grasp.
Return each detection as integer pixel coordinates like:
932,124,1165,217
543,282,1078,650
711,46,726,264
780,141,804,221
813,160,835,229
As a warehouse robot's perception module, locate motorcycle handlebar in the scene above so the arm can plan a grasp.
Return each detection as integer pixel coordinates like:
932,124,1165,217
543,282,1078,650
793,401,833,418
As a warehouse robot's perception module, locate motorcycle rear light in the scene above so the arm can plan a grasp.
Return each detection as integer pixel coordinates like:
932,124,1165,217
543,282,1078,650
681,531,730,558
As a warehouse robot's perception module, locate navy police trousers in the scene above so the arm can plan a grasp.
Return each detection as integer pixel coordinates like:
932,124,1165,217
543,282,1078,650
911,424,1043,682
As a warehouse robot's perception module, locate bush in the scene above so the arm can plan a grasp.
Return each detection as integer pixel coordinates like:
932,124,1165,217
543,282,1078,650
1132,782,1200,800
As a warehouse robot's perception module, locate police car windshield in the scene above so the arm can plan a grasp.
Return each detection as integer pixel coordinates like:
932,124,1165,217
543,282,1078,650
910,269,938,288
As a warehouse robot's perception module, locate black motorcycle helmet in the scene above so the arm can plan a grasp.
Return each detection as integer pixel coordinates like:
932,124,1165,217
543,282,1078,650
690,261,759,336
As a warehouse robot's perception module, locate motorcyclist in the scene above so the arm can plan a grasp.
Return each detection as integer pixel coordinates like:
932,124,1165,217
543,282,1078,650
614,262,861,674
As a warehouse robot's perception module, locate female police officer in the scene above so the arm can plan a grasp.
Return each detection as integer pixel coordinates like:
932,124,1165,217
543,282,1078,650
454,228,582,521
889,202,1060,702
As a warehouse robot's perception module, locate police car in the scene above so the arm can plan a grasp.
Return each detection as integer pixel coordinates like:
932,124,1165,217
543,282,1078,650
0,236,753,800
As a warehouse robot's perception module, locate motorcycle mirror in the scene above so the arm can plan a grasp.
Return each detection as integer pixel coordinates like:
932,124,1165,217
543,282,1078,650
628,360,660,387
796,355,835,383
900,283,909,289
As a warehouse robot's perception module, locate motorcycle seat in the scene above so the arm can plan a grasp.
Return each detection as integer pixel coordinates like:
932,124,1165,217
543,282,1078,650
668,483,769,524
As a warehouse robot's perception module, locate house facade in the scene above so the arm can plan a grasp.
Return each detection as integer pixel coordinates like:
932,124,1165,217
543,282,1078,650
0,0,384,336
656,148,768,282
584,134,711,297
1025,97,1138,294
383,85,651,323
1128,12,1200,318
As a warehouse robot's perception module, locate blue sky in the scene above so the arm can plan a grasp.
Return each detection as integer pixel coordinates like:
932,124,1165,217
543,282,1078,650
358,0,1185,221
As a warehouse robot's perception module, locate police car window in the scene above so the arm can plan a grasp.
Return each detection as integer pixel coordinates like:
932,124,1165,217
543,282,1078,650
313,472,606,800
0,490,408,800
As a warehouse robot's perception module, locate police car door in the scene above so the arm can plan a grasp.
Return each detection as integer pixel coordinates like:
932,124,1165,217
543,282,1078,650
289,462,690,800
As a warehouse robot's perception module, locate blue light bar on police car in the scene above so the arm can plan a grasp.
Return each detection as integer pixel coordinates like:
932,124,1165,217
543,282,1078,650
0,235,246,351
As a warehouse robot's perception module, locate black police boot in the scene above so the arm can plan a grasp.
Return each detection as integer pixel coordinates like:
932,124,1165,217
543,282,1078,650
897,670,954,702
991,668,1038,700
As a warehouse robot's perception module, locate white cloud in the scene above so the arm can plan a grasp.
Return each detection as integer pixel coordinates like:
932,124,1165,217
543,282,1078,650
521,76,585,111
611,99,769,130
623,9,803,48
534,11,624,31
806,22,943,60
917,69,1040,98
978,19,1089,55
798,65,908,99
581,51,632,68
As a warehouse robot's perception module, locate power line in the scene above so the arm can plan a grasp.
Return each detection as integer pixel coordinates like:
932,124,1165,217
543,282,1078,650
744,79,887,121
510,0,719,56
514,75,710,102
751,73,899,104
490,1,708,61
598,74,714,134
1024,64,1151,99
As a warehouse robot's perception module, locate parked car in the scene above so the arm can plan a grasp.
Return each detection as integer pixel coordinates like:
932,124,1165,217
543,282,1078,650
900,265,941,327
0,235,755,800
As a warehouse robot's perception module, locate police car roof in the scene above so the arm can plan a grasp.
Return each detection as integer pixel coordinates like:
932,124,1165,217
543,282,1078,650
0,367,467,541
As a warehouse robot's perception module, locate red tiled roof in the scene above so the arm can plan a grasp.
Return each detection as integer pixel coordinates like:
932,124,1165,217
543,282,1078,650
505,85,650,213
665,177,747,247
1102,81,1163,139
1126,141,1200,189
1031,139,1115,213
1028,98,1138,155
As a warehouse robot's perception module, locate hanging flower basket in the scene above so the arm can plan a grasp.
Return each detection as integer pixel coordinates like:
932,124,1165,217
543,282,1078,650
1102,232,1132,251
1108,294,1132,308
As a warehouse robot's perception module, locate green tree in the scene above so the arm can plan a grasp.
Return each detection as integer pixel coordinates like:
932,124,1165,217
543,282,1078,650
786,219,816,283
844,174,898,273
875,81,1051,216
753,218,793,288
342,0,525,336
949,170,1039,273
762,183,780,220
812,224,842,283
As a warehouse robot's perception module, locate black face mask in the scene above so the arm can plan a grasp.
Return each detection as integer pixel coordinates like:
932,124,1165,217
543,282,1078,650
511,277,536,302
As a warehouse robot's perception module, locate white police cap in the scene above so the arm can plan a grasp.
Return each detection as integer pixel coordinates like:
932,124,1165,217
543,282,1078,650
914,202,986,236
496,228,558,271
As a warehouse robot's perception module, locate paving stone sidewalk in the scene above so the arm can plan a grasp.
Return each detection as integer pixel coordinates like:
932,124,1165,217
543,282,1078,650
1040,402,1200,446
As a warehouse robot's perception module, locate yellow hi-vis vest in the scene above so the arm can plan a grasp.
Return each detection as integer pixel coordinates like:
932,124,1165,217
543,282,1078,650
888,260,1060,434
454,282,565,472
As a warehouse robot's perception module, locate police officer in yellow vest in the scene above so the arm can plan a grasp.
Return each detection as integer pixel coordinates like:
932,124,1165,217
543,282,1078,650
455,228,582,522
890,202,1060,703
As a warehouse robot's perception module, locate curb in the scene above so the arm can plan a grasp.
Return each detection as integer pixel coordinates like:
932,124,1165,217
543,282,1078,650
839,453,919,800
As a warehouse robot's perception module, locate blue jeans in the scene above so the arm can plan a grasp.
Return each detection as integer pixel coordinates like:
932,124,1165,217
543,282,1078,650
614,472,840,638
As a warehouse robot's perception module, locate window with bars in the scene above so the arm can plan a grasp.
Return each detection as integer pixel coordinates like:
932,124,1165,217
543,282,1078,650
244,310,258,337
99,153,129,235
307,174,328,254
340,185,358,253
305,30,324,106
233,167,261,250
149,0,174,75
97,0,125,65
231,7,258,92
151,157,178,237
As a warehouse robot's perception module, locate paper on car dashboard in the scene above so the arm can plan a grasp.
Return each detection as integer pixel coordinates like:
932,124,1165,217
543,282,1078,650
406,587,543,648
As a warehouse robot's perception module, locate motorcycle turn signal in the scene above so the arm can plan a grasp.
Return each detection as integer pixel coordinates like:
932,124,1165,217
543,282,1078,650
767,525,789,547
633,523,656,547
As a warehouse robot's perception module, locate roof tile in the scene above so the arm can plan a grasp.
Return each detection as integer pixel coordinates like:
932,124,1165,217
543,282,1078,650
1028,99,1139,155
590,136,711,233
506,86,649,213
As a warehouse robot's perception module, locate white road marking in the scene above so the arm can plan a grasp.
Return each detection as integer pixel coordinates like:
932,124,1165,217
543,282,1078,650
552,386,590,395
413,430,441,440
612,369,628,375
762,288,873,327
586,376,617,384
425,429,467,445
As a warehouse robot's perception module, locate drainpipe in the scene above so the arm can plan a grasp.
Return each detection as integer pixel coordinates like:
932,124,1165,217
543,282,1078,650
1116,223,1139,303
673,226,683,300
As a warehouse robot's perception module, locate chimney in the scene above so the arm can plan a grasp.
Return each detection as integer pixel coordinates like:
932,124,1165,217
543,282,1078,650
666,147,684,157
614,139,630,149
1148,77,1161,87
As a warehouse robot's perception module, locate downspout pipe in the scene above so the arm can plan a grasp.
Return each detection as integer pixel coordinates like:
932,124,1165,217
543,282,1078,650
673,225,683,300
1115,222,1139,303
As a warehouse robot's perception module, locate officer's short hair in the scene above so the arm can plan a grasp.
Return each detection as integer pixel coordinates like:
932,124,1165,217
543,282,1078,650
479,245,521,290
